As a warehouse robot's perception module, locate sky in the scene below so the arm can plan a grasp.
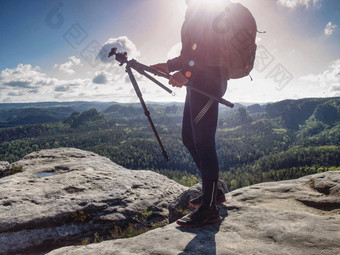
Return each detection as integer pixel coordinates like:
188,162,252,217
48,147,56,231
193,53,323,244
0,0,339,104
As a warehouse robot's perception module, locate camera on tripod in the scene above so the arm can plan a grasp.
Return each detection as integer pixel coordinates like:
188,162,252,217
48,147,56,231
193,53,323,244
108,48,128,66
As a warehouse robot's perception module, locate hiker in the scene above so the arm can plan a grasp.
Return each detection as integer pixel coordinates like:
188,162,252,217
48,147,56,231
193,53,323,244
151,0,228,228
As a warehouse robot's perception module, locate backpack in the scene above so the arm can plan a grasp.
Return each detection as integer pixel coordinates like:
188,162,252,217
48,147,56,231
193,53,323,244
211,2,258,80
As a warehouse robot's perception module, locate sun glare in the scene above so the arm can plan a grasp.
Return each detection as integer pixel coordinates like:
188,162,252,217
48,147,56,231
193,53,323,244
184,0,237,12
191,0,224,4
189,0,235,6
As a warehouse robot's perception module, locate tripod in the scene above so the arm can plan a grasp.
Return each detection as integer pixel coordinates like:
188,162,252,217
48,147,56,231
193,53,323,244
108,47,234,161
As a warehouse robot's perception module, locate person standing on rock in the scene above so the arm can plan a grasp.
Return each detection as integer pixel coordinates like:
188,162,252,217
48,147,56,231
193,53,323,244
151,0,227,228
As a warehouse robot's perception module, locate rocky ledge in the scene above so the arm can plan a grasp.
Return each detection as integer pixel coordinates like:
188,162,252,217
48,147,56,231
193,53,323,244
49,170,340,255
0,148,187,255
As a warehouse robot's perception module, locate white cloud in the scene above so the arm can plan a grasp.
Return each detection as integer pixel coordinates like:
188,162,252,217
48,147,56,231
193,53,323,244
324,22,337,36
92,72,108,84
277,0,321,8
0,62,143,103
53,56,82,75
255,37,262,44
54,85,70,92
97,36,140,64
0,64,47,89
331,85,340,92
299,59,340,92
167,42,182,59
0,63,93,102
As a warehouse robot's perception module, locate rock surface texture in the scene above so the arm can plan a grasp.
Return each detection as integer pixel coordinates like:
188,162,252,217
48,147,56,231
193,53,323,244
0,148,187,255
0,161,10,177
49,171,340,255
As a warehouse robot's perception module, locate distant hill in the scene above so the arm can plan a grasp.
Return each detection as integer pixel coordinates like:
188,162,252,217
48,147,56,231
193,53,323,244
63,109,108,128
0,102,116,127
103,104,144,119
0,100,247,128
264,97,340,129
265,97,340,119
0,97,339,192
0,107,75,128
0,101,115,111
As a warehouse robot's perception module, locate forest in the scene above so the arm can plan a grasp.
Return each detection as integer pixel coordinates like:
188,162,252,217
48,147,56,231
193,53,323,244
0,97,339,190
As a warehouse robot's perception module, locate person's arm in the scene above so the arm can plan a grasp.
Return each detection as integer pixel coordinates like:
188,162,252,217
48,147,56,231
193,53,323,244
167,56,184,73
150,57,189,88
150,55,184,74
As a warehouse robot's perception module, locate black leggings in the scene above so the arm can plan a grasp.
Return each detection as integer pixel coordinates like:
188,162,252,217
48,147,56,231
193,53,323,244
182,72,227,183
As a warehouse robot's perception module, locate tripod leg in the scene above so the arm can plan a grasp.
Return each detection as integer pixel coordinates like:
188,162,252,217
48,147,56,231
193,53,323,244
125,65,169,161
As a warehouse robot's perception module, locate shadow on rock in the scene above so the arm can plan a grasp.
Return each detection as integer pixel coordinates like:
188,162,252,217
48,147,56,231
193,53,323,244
176,206,228,255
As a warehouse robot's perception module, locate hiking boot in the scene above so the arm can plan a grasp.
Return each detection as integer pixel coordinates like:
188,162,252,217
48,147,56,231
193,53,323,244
189,188,226,207
176,204,222,228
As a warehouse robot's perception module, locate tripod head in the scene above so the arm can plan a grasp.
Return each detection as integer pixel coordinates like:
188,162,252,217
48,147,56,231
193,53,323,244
108,47,128,66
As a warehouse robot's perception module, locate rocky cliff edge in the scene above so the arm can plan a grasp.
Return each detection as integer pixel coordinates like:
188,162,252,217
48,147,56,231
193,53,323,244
0,148,339,255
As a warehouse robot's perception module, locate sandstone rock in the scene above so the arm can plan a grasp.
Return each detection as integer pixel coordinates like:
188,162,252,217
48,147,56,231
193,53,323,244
0,148,187,255
0,161,10,177
48,171,340,255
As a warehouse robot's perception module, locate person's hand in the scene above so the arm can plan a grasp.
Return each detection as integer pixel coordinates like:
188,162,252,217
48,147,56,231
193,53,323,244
150,63,169,74
169,71,189,88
